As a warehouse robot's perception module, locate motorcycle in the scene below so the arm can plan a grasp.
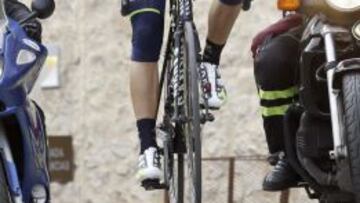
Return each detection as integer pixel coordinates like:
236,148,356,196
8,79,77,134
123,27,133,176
0,0,55,202
277,0,360,202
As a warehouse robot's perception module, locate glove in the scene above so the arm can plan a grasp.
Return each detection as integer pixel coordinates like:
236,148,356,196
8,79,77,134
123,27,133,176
23,20,42,42
6,0,42,42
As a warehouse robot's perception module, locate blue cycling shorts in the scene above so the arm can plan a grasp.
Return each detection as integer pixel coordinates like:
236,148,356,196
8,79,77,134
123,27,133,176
121,0,243,16
122,0,243,62
121,0,166,17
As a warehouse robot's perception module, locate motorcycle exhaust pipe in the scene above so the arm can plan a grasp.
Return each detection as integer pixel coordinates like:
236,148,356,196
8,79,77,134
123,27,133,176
297,148,337,186
283,105,324,194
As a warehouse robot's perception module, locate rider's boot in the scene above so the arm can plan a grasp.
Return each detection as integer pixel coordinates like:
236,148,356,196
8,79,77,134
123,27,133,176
263,155,301,191
200,62,227,109
136,147,162,183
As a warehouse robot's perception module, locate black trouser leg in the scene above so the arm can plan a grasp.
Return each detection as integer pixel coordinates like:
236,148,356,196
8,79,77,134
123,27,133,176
254,33,301,154
254,32,303,191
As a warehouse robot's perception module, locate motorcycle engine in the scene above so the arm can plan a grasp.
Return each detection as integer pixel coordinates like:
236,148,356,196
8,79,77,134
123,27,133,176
296,112,333,159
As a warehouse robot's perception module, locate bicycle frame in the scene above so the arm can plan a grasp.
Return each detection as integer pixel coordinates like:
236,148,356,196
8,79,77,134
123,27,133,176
158,0,197,152
158,0,201,120
0,19,50,203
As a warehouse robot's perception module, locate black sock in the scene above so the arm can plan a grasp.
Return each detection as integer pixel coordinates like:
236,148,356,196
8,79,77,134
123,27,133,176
202,39,225,65
137,119,157,154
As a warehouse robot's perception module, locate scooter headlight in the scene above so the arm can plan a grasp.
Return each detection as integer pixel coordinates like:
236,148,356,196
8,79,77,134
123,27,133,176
16,39,40,66
16,49,36,65
353,21,360,40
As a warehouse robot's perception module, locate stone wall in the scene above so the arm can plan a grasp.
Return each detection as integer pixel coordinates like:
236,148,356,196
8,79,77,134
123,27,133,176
28,0,317,202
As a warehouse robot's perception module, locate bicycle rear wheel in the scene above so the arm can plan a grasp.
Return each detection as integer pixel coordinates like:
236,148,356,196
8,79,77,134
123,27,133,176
163,34,185,203
163,125,184,203
182,21,202,203
166,153,184,203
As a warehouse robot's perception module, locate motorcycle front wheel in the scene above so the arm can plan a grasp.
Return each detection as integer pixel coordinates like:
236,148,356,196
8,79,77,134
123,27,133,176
342,71,360,203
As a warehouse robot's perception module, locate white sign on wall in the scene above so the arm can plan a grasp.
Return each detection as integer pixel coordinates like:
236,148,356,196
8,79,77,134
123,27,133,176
40,44,60,89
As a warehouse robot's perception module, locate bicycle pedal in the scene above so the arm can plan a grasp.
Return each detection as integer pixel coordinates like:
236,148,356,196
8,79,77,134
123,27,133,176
200,103,219,111
141,179,167,190
158,148,164,155
207,113,215,122
200,112,215,123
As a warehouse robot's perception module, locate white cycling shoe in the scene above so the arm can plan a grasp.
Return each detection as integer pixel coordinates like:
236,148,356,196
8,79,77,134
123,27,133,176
136,147,162,182
199,62,227,109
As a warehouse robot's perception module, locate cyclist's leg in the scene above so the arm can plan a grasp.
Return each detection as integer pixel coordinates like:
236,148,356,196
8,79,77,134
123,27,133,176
253,28,302,191
130,62,159,151
207,0,242,46
124,0,165,182
201,0,241,109
127,0,165,151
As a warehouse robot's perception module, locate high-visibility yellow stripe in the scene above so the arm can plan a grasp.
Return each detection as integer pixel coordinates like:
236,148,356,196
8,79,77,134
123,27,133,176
129,8,161,18
259,86,298,100
261,104,290,117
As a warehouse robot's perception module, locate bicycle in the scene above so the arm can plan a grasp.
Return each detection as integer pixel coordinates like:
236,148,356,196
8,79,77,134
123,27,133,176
142,0,252,203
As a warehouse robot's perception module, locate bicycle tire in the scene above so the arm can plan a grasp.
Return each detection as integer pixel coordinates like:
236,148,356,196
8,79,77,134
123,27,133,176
164,131,185,203
167,154,184,203
183,21,202,203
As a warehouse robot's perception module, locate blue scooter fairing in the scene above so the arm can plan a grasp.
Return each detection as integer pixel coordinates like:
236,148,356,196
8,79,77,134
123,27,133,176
0,19,50,202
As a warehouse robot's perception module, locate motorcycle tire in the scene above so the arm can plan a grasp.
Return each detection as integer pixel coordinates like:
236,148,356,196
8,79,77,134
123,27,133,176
342,72,360,203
